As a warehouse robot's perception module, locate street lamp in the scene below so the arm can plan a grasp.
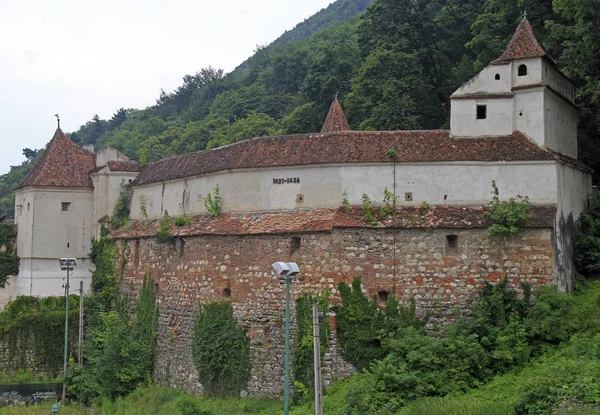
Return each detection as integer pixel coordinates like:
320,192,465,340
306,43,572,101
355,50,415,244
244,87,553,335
59,257,76,404
272,261,299,415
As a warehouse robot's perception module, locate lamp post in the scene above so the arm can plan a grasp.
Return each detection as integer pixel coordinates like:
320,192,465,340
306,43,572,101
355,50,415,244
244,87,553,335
272,261,299,415
59,257,76,405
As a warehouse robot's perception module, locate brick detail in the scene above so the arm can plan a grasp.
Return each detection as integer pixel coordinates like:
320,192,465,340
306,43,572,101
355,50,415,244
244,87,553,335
116,227,554,397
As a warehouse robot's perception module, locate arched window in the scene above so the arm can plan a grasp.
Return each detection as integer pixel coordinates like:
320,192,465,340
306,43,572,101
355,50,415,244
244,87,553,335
495,73,500,80
518,64,527,76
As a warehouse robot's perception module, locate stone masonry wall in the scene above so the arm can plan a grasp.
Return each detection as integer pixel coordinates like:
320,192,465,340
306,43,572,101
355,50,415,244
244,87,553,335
115,227,553,397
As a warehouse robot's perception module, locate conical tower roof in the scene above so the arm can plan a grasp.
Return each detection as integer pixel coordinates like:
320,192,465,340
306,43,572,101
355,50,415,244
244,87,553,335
492,18,552,65
15,128,95,190
321,97,351,133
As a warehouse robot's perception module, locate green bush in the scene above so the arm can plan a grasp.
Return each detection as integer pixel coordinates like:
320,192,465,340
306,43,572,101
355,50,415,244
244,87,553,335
485,180,533,237
156,210,175,243
575,194,600,278
0,223,19,288
192,302,251,397
345,327,489,414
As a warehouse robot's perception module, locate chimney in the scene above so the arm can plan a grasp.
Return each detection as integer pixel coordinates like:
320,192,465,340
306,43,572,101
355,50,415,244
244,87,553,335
83,145,95,154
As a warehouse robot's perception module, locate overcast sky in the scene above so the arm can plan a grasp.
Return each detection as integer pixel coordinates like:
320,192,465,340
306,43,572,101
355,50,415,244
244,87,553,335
0,0,335,175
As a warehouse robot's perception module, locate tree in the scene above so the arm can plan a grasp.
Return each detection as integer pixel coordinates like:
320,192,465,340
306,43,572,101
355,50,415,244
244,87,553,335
109,108,127,130
22,148,37,161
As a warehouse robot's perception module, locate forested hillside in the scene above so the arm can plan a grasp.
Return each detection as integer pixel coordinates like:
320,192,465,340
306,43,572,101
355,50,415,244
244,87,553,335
1,0,599,219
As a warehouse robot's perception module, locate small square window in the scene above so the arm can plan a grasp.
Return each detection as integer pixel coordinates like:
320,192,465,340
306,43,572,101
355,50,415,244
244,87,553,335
405,192,413,202
290,236,301,255
446,235,458,250
476,105,487,119
61,202,71,212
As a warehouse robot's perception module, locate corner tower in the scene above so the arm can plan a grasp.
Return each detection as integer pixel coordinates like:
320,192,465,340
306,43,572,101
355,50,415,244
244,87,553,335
13,128,96,297
450,18,577,157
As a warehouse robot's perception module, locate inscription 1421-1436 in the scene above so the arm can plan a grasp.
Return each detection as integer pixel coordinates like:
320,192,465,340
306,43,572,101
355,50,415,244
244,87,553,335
272,177,300,184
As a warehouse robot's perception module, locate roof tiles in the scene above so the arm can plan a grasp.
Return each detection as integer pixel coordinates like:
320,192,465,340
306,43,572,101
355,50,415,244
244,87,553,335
492,19,551,65
15,129,95,189
321,98,351,133
132,130,565,186
111,205,557,239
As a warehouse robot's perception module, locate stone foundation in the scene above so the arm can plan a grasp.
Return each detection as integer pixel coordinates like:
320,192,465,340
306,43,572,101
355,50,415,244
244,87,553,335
115,227,553,397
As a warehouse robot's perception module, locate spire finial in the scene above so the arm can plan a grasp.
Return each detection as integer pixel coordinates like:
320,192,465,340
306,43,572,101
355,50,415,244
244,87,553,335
55,113,60,129
523,10,527,20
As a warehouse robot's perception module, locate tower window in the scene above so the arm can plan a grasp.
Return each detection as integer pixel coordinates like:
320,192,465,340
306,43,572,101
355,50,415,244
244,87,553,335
61,202,71,212
476,105,487,119
518,64,527,76
495,73,500,80
223,287,232,298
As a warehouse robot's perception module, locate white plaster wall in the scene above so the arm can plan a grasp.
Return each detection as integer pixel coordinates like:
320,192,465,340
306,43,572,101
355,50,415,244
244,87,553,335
95,147,129,167
512,58,543,87
0,276,17,310
14,188,35,258
29,188,94,259
543,63,575,104
513,88,545,148
452,64,512,96
130,161,559,219
556,163,592,220
92,170,138,236
15,257,92,298
544,89,578,157
450,98,513,137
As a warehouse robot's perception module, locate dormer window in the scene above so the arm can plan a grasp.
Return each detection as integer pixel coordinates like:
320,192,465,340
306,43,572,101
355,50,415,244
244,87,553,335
495,73,500,80
476,105,487,119
518,64,527,76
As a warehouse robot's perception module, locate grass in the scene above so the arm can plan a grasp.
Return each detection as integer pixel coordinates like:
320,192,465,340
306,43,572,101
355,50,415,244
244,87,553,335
0,369,61,385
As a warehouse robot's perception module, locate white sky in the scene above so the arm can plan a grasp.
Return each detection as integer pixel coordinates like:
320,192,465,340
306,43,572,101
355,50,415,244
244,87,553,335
0,0,335,175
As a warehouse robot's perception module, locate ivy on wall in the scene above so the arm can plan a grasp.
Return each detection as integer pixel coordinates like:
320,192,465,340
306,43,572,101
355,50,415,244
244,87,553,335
192,301,251,396
292,293,330,404
0,295,80,377
0,223,19,288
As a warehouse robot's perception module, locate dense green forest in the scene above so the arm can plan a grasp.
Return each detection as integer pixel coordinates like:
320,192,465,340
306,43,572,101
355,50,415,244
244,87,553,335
1,0,599,219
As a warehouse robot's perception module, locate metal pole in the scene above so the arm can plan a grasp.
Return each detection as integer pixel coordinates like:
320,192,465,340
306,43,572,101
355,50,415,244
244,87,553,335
78,280,84,364
313,303,323,415
284,275,291,415
62,267,70,404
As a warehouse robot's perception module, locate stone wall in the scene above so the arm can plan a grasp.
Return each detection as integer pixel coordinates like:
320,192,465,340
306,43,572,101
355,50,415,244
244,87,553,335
115,226,553,397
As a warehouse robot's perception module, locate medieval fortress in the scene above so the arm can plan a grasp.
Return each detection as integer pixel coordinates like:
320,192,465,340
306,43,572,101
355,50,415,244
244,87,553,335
6,20,593,394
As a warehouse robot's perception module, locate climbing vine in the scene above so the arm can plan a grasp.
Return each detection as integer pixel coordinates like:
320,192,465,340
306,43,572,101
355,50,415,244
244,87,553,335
0,223,19,288
485,181,533,237
292,293,330,404
192,301,251,396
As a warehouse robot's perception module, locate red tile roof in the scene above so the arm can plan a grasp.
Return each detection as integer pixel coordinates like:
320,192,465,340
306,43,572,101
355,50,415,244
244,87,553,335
321,98,351,133
132,130,569,186
492,19,551,65
15,128,95,190
111,204,557,239
107,161,141,172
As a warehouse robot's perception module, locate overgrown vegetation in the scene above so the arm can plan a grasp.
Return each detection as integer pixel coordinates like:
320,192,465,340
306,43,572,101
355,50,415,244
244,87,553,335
203,184,222,217
575,193,600,278
109,182,133,230
380,187,398,218
192,301,251,397
69,228,158,404
155,210,175,243
0,222,19,287
340,190,351,213
485,180,533,237
360,194,375,224
292,293,330,404
335,278,421,371
0,295,79,377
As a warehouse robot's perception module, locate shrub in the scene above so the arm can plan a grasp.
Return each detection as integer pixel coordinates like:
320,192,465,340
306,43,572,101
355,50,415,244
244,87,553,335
575,194,600,278
361,194,376,224
485,180,533,237
109,182,133,229
156,210,174,244
203,184,222,217
192,302,251,396
174,215,193,226
380,187,398,218
0,223,19,288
